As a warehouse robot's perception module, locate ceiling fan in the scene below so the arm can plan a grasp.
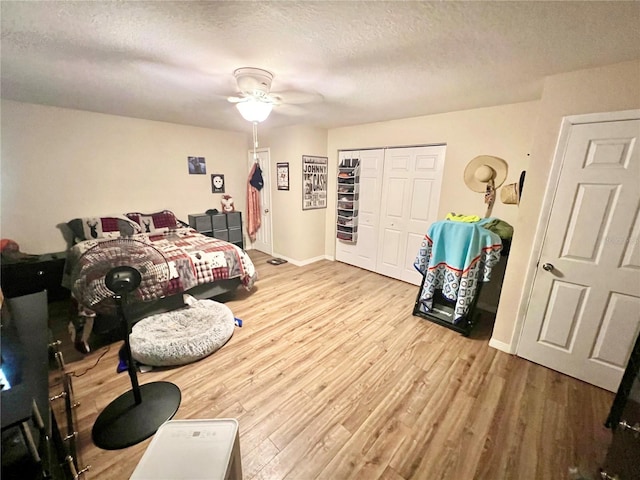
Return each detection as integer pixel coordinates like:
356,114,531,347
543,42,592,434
227,67,322,122
227,67,280,105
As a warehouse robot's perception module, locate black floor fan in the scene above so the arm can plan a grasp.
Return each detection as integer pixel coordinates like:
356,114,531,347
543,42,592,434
71,239,181,450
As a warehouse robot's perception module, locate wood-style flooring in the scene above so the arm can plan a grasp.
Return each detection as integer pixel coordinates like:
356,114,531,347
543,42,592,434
49,250,614,479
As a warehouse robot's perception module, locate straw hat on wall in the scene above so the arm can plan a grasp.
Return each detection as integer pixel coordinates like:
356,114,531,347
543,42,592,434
463,155,508,192
501,170,526,205
501,183,519,204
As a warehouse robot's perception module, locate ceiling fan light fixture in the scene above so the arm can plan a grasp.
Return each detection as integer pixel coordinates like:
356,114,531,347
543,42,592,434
236,98,273,123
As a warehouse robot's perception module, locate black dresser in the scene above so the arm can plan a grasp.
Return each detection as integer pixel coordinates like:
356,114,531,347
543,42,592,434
1,252,69,302
1,291,88,480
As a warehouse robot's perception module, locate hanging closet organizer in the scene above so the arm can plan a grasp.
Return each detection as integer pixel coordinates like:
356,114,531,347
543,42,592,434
336,157,360,242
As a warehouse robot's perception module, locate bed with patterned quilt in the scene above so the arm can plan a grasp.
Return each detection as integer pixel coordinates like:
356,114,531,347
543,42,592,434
62,210,257,352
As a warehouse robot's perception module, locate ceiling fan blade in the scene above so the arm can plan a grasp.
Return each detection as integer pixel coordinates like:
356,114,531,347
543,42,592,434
264,94,281,105
271,90,323,105
227,96,247,103
274,103,307,117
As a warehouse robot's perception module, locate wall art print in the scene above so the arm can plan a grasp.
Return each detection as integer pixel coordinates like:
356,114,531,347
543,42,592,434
277,162,289,191
302,155,328,210
211,174,225,193
188,156,206,174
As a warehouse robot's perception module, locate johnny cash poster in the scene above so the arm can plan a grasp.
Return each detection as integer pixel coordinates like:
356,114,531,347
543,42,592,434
302,155,328,210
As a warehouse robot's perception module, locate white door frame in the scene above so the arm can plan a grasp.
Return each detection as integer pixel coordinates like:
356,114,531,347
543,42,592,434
510,109,640,353
247,147,273,255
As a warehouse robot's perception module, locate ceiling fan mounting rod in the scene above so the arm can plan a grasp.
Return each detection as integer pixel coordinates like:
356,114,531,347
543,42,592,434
252,121,259,162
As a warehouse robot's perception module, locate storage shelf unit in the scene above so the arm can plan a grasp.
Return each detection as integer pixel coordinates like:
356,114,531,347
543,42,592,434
337,158,360,243
188,212,244,249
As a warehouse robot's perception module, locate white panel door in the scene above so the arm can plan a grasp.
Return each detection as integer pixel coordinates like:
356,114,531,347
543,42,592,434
517,118,640,392
248,148,272,254
335,149,384,271
376,145,446,285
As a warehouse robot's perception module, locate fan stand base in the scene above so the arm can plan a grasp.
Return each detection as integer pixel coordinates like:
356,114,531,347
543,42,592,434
92,381,181,450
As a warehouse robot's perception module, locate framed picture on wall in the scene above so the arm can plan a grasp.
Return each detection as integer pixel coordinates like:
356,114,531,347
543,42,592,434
302,155,328,210
211,174,225,193
188,156,206,174
277,162,289,190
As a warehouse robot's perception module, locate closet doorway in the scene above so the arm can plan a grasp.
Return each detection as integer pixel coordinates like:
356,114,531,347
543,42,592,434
335,145,446,285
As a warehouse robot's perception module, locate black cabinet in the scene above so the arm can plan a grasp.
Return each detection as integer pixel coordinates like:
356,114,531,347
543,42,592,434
1,292,88,480
1,253,69,302
188,212,244,249
601,332,640,479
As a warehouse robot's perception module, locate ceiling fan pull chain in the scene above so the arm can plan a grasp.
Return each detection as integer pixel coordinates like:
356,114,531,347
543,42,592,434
253,121,259,163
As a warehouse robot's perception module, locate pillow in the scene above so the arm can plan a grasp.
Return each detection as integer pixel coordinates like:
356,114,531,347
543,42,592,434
67,216,141,241
126,210,179,234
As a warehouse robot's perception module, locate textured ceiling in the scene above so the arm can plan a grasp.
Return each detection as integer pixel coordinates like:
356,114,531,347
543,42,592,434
1,1,639,132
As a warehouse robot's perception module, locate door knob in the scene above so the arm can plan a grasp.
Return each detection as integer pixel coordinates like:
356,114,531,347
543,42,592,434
618,420,640,437
542,263,555,272
599,470,620,480
264,209,269,214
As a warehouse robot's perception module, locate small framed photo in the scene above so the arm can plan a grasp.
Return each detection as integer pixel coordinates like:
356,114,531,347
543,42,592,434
211,174,225,193
188,156,206,174
277,162,289,191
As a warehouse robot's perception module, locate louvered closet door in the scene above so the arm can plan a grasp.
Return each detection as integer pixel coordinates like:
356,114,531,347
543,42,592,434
376,145,446,285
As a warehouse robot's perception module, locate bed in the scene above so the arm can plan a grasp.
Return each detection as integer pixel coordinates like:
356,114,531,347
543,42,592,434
62,211,257,352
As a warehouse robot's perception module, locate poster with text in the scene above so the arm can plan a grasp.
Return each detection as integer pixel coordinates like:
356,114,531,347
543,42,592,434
302,155,328,210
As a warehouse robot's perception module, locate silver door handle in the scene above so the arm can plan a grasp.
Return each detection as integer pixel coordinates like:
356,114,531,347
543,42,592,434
264,209,269,213
542,263,554,272
599,470,620,480
619,420,640,437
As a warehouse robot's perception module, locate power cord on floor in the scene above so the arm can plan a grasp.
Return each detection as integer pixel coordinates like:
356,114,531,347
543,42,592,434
69,345,111,377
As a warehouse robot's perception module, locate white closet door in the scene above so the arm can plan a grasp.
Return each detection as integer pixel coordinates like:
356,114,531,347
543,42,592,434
335,149,384,271
377,145,446,285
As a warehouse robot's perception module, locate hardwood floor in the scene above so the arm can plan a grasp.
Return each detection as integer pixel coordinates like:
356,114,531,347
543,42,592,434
49,250,614,479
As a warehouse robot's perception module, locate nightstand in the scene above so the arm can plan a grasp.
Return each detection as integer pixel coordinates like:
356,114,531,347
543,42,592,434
1,252,69,302
188,212,244,249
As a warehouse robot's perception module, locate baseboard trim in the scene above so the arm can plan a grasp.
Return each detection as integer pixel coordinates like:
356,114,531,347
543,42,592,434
271,253,331,267
488,337,515,354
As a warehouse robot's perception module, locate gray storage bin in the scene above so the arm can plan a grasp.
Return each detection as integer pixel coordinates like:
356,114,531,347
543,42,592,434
211,214,227,230
213,230,229,242
228,228,243,244
188,214,212,233
227,212,242,229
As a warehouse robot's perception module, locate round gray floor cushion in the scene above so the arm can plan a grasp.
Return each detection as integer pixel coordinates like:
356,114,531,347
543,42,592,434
130,299,235,366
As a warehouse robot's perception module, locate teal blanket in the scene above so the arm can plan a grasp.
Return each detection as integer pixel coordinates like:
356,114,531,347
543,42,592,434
414,219,502,323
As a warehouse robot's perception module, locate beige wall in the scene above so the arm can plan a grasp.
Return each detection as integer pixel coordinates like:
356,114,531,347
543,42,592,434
492,60,640,351
4,59,637,345
325,101,540,258
262,125,328,262
1,100,249,253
